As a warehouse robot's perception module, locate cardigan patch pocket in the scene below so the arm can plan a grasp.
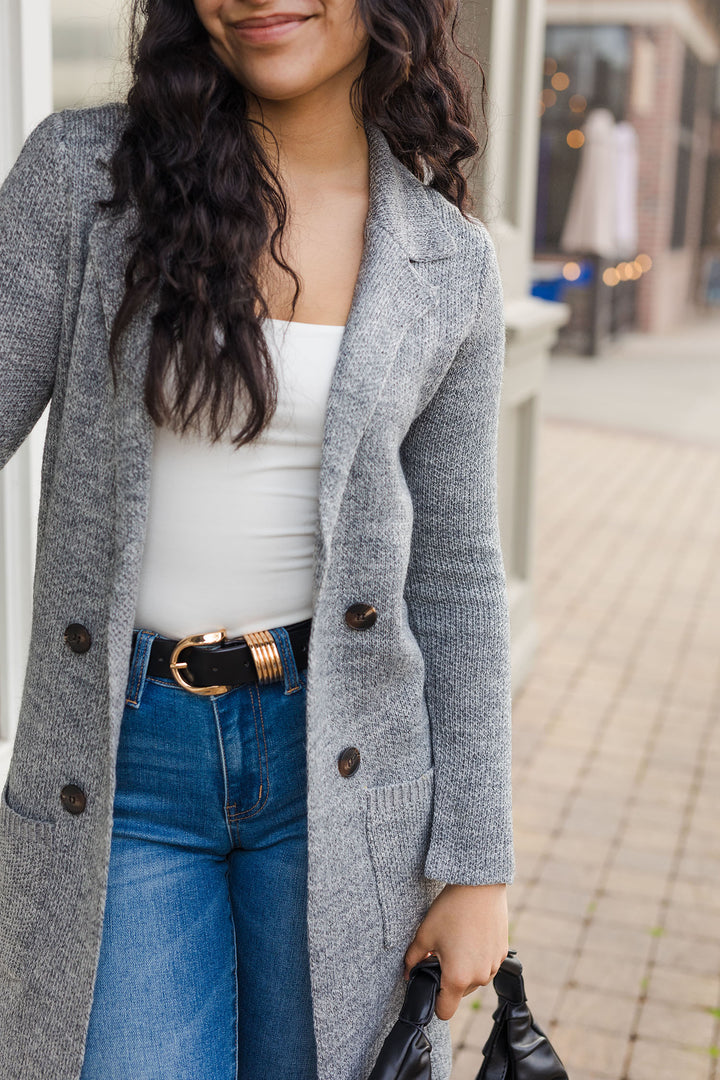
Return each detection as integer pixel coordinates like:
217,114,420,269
364,765,444,950
0,779,60,983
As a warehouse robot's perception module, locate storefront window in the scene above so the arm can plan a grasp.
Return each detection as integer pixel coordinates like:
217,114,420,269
535,25,631,252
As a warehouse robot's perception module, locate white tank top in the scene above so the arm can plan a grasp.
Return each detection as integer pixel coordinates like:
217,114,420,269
133,317,345,639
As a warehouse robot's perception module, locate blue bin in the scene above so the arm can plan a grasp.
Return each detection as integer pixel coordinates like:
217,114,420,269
531,278,567,303
531,259,594,302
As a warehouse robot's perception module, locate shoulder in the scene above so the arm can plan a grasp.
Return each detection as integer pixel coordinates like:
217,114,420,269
408,177,504,339
52,101,129,163
411,173,497,285
379,130,493,277
9,103,129,227
412,178,501,309
16,103,128,183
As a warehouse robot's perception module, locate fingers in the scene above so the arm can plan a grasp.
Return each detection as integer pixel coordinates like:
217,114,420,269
435,980,464,1022
403,936,507,1019
429,965,498,1020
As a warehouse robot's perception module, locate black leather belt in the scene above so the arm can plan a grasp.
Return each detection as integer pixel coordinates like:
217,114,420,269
132,618,311,694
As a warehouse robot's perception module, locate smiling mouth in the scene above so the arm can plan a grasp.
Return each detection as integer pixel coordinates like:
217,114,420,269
235,14,311,27
230,14,314,41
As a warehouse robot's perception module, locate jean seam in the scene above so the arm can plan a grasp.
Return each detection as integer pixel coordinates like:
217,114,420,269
227,862,239,1080
211,696,235,850
226,683,269,821
253,685,270,816
145,676,182,688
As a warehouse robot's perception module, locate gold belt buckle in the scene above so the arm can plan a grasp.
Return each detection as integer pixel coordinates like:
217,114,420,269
169,627,284,694
169,629,231,695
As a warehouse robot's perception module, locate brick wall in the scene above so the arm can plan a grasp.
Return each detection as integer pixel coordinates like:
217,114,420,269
630,25,716,330
631,27,682,330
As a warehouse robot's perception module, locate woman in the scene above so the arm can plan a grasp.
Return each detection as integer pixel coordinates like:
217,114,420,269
0,1,514,1078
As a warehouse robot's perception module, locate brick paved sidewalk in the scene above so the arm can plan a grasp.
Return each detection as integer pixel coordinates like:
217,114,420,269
449,417,720,1080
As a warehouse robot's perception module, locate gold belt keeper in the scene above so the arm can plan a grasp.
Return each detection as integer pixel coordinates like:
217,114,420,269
243,629,284,684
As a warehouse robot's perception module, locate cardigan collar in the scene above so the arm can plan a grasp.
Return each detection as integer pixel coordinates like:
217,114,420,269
363,119,458,262
89,112,459,604
90,113,458,336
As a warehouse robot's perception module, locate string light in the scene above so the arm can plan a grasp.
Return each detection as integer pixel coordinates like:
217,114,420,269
601,255,654,286
569,94,587,113
563,262,582,281
567,129,585,149
551,72,570,92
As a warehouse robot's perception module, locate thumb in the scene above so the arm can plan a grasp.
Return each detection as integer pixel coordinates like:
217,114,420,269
403,940,436,981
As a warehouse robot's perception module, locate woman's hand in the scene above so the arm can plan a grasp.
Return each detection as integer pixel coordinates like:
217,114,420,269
403,882,509,1021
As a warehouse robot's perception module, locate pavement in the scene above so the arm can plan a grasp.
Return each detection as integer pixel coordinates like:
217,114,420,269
540,312,720,448
448,313,720,1080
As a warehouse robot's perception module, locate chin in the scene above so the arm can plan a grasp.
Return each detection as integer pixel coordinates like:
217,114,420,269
232,65,320,103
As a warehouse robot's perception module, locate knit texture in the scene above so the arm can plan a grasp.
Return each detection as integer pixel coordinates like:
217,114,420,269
0,103,513,1080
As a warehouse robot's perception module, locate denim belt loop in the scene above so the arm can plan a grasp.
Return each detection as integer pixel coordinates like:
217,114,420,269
125,629,159,709
268,626,302,695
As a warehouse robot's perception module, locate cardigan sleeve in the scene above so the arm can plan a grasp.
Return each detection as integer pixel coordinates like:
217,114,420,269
399,225,514,886
0,110,69,471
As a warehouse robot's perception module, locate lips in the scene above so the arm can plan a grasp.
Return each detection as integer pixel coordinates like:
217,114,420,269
234,13,311,28
229,12,313,43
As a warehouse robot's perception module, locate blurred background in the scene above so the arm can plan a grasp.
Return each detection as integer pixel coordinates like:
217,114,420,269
1,2,719,1077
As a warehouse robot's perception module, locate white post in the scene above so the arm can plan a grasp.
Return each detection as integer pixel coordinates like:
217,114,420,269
0,0,53,783
463,0,569,691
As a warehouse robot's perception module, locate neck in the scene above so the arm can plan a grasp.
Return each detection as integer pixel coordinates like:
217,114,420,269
245,87,369,190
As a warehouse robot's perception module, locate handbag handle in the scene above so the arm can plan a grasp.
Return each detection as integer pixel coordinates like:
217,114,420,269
367,956,442,1080
475,950,569,1080
368,950,569,1080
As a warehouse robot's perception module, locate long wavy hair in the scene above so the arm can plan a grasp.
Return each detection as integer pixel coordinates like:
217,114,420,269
99,0,488,446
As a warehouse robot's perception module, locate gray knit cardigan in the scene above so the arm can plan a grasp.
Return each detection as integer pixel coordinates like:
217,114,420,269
0,103,514,1080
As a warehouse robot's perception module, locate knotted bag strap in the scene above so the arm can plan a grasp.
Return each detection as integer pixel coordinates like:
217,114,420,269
367,956,442,1080
475,950,569,1080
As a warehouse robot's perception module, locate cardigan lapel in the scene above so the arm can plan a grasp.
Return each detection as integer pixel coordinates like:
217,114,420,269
89,119,458,611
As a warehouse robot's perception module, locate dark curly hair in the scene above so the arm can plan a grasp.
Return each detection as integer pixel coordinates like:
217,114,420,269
99,0,488,447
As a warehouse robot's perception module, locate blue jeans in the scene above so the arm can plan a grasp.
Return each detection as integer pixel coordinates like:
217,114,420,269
80,625,318,1080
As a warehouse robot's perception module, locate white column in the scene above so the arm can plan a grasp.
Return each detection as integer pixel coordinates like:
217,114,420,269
0,0,53,783
463,0,569,691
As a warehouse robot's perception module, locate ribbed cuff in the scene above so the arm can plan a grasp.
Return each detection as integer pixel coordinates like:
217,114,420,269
423,803,515,886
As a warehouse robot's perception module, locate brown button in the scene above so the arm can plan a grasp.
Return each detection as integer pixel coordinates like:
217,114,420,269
64,623,91,654
60,784,86,815
338,747,361,777
344,604,377,631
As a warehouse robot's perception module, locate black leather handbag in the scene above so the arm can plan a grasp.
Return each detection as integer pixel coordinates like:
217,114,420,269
368,949,569,1080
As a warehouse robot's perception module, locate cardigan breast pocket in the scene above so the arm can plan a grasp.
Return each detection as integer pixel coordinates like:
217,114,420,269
0,779,62,983
364,765,445,950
